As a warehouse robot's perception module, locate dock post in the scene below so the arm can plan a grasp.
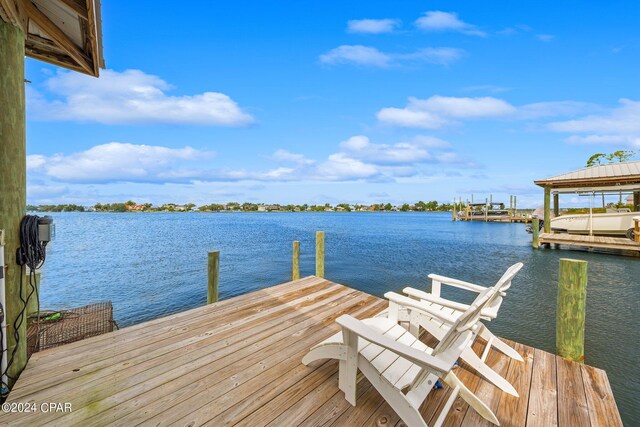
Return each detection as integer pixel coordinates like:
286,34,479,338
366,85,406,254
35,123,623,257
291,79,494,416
292,240,300,280
509,195,513,221
532,218,540,248
544,187,551,233
553,193,559,217
634,217,640,243
207,251,219,304
514,195,517,219
0,20,27,384
484,198,488,222
556,258,588,363
634,191,640,211
315,231,325,278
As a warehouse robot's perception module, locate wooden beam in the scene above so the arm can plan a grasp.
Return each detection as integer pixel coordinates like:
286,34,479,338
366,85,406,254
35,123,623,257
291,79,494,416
0,0,28,33
24,0,94,75
553,193,559,217
57,0,88,19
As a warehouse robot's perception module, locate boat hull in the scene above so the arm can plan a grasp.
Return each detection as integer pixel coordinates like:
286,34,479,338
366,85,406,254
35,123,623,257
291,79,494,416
550,211,640,236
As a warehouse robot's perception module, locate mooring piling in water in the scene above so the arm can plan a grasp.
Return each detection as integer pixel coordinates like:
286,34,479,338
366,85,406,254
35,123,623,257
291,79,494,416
556,258,588,363
292,240,300,280
532,218,540,248
315,231,325,278
207,250,219,304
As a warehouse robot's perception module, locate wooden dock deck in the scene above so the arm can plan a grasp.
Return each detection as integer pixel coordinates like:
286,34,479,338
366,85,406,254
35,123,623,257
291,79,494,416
0,277,622,426
539,232,640,253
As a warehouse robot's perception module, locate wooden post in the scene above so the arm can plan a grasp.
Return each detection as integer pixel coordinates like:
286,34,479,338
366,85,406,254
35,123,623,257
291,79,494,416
557,258,588,363
634,191,640,211
553,193,559,217
532,218,540,248
544,186,551,233
634,217,640,243
292,240,300,280
315,231,325,278
509,195,513,220
484,198,488,222
0,19,27,383
514,195,517,217
207,251,219,304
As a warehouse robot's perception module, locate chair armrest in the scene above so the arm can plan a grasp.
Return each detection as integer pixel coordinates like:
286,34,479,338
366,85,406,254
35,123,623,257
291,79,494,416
336,314,450,373
384,292,458,324
428,274,487,293
403,287,471,312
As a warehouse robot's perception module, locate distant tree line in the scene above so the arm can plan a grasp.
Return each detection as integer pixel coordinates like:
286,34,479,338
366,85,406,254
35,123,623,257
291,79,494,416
27,200,455,213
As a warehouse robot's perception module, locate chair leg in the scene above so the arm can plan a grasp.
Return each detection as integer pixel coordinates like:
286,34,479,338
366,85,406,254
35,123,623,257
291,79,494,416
461,347,518,397
340,329,358,405
359,361,429,427
478,326,523,362
443,372,499,425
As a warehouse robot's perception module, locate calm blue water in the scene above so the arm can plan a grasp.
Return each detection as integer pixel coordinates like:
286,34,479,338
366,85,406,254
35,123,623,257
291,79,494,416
39,212,639,424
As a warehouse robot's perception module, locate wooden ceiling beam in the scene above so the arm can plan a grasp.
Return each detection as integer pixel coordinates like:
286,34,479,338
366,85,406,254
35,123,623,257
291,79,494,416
0,0,28,33
24,0,94,75
57,0,87,20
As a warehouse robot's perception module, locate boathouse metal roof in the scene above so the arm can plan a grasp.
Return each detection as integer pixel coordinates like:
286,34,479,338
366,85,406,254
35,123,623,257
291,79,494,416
0,0,104,76
534,161,640,192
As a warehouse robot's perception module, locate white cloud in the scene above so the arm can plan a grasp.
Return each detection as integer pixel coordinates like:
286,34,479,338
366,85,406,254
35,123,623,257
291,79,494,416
377,96,515,128
320,45,392,67
397,47,464,65
518,101,600,119
347,19,400,34
271,149,315,165
28,142,215,183
339,135,432,164
319,45,463,68
377,96,599,129
536,34,555,42
548,99,640,147
415,11,486,37
27,69,254,126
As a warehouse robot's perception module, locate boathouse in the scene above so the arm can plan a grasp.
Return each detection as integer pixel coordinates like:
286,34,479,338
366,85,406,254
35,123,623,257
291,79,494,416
533,161,640,252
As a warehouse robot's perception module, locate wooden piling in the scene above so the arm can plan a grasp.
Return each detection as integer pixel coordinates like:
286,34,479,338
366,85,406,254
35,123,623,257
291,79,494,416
553,193,559,217
207,251,219,304
484,198,488,222
544,187,551,233
292,241,300,280
556,258,588,363
532,218,540,248
0,19,27,384
634,217,640,243
315,231,325,278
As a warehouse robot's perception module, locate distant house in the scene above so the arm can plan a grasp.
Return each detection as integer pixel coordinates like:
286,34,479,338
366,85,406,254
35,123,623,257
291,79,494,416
335,206,345,212
257,205,267,212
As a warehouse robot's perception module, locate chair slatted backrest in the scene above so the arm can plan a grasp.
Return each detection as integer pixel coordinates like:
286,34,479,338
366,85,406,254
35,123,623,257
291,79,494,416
482,262,523,310
432,285,498,356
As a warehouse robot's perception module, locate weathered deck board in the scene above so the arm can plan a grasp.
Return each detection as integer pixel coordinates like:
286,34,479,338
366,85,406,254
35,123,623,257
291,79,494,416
0,277,622,426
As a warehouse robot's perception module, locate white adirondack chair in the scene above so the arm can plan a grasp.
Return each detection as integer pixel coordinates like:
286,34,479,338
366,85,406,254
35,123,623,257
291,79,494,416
403,262,524,366
302,286,501,427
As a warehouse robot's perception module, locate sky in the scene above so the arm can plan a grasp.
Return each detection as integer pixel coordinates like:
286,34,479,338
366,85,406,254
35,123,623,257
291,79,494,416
24,1,640,207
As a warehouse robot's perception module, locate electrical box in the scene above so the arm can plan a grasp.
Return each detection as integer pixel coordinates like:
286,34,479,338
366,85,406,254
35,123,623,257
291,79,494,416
38,216,54,243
